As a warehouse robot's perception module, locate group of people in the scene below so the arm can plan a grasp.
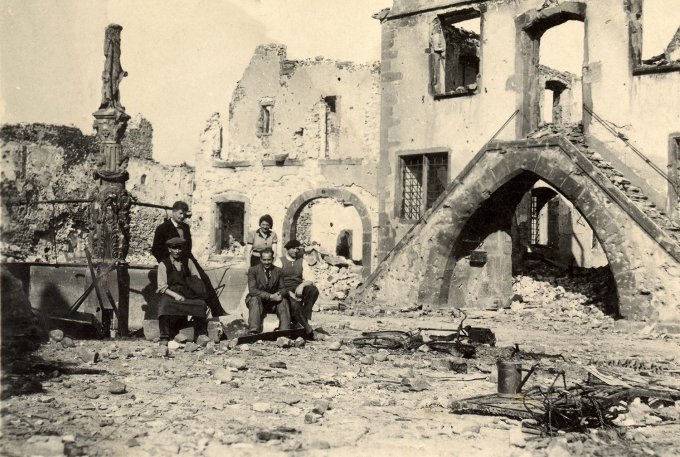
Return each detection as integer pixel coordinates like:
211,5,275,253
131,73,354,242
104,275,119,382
151,202,319,343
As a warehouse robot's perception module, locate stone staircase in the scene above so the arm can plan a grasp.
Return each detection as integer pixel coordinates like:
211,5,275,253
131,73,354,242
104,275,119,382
527,123,680,246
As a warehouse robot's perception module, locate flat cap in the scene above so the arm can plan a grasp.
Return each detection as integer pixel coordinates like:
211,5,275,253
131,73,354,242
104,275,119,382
166,237,186,247
284,239,301,249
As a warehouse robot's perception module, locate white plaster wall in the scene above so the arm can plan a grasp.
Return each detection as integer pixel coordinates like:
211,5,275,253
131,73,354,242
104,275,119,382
308,199,363,261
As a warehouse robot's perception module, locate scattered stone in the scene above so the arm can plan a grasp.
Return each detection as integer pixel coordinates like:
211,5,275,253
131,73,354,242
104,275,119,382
294,337,306,348
62,435,75,443
360,355,374,365
143,320,160,341
240,344,250,351
205,341,216,354
84,390,100,400
228,339,239,349
61,337,76,348
184,342,199,352
276,337,292,348
196,335,211,347
213,368,233,383
207,321,223,343
228,358,248,370
100,418,114,427
168,341,181,351
127,438,140,447
49,329,64,342
417,344,430,353
329,341,342,351
174,333,189,344
374,352,389,362
312,400,330,415
269,361,287,369
77,348,99,364
219,340,231,351
253,402,272,413
304,413,319,424
109,381,126,394
23,436,64,456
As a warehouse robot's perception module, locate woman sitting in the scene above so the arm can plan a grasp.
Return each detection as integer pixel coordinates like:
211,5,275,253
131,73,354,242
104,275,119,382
156,237,208,343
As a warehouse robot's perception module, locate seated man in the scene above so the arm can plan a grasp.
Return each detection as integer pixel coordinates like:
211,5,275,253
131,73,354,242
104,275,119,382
156,237,208,343
275,240,319,338
246,248,292,334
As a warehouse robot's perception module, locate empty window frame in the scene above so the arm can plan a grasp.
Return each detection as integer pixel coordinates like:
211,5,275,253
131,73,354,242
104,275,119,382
258,104,274,136
400,152,449,220
217,201,245,252
430,10,481,95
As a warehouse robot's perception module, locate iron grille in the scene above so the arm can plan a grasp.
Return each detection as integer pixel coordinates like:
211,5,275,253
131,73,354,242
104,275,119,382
426,153,448,209
401,156,423,219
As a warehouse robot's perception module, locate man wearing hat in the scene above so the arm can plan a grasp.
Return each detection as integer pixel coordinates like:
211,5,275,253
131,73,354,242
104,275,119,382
156,237,208,342
274,239,319,337
151,200,226,317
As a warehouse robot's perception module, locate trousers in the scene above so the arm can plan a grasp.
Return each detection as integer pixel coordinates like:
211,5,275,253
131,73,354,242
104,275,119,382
290,284,319,334
246,296,291,333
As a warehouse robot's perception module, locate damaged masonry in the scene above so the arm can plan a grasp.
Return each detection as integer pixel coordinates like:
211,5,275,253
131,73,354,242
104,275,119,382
1,1,680,456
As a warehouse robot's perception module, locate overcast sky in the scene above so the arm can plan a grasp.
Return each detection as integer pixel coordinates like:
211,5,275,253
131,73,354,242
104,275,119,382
0,1,678,164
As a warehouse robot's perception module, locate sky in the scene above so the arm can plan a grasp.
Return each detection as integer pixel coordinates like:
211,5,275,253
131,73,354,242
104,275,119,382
0,1,678,164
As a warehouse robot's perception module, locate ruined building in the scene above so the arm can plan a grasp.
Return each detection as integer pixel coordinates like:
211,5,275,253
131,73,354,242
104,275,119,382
191,44,380,275
362,0,680,331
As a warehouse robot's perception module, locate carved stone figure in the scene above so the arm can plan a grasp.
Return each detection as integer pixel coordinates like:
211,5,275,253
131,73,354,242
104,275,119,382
100,24,128,111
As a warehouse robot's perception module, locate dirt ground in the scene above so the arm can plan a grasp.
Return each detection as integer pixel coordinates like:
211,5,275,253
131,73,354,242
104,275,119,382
2,290,680,457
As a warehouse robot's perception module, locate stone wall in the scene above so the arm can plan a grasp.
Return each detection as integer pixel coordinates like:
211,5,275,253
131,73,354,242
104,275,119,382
376,0,680,258
358,137,680,331
0,119,194,265
191,45,380,274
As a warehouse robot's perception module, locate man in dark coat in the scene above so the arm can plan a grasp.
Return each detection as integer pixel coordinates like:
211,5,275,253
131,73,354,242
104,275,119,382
151,201,225,317
245,248,291,334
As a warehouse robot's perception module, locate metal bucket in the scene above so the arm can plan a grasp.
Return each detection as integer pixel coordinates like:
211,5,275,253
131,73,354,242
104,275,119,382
497,361,523,395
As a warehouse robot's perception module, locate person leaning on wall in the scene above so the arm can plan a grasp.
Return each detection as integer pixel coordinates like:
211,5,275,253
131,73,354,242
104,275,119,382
244,214,278,267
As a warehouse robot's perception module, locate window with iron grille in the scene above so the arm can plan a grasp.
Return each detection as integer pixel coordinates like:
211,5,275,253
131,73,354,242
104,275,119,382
400,152,448,220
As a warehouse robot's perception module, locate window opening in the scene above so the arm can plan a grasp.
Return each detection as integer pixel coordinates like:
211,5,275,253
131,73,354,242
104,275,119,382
430,11,480,96
323,96,339,158
217,201,245,254
258,104,273,136
400,152,448,219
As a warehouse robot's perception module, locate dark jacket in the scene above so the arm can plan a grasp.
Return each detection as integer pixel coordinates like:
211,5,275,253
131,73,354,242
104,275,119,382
151,218,192,262
246,264,286,301
161,257,205,300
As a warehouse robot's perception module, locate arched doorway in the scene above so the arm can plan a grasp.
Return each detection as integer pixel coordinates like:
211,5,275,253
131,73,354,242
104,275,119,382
282,188,372,276
516,2,587,136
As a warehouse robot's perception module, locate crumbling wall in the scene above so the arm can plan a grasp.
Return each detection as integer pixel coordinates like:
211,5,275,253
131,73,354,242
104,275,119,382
225,44,380,162
0,119,193,265
192,46,379,271
377,0,680,260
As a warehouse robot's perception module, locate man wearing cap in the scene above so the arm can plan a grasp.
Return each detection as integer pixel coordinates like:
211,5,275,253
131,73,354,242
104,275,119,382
156,237,208,342
245,248,292,334
274,239,319,337
151,201,226,317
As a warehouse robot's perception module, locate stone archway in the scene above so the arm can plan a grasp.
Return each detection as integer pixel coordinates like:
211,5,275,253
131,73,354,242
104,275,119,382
365,137,680,323
282,188,372,276
516,2,588,135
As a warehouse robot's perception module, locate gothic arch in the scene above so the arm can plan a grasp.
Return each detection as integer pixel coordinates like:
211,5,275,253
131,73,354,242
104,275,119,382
414,137,680,319
282,188,372,276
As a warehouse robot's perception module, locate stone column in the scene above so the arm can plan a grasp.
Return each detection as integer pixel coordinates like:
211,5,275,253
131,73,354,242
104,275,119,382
90,24,132,337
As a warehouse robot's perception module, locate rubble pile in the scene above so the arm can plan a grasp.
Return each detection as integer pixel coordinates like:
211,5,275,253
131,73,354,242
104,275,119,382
304,245,362,304
510,259,617,323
